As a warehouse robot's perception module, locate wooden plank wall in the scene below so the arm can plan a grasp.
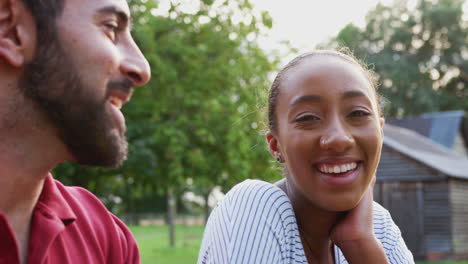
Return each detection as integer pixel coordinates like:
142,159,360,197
450,179,468,254
380,182,426,257
377,146,441,182
424,181,452,253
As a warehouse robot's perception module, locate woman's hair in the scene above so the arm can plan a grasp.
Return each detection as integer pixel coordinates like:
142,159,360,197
267,48,382,132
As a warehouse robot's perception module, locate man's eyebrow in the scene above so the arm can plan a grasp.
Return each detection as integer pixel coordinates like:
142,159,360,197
97,6,133,30
289,95,322,107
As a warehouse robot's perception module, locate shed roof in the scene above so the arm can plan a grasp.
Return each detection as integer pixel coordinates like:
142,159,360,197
383,124,468,180
387,111,465,149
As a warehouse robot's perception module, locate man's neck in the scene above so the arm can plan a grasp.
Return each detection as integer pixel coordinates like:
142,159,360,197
0,79,68,264
0,77,69,213
0,122,62,213
0,166,46,264
0,122,60,239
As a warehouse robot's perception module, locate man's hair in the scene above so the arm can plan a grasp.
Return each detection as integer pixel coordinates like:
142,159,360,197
20,0,65,46
20,0,65,20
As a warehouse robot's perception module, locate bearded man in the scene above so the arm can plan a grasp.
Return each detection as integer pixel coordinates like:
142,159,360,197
0,0,151,263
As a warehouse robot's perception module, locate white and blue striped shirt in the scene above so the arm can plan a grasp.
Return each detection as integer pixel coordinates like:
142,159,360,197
198,179,414,264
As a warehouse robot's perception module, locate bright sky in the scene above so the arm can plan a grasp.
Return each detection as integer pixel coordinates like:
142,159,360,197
154,0,468,61
251,0,398,55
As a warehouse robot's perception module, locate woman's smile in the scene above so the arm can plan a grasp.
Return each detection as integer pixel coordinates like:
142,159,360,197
315,160,362,186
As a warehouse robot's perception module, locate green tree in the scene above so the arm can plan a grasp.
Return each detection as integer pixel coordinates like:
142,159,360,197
127,0,283,245
127,0,281,218
55,0,282,240
326,0,467,117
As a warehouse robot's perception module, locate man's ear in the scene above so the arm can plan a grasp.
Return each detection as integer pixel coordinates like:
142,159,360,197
265,130,281,159
0,0,36,67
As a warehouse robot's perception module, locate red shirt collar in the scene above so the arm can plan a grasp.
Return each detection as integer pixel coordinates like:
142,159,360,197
35,173,76,225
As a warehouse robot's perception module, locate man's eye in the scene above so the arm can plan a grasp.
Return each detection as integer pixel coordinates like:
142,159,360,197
348,110,371,118
104,23,121,40
295,115,320,122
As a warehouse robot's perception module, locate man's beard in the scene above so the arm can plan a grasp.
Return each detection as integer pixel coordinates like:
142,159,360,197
18,32,130,168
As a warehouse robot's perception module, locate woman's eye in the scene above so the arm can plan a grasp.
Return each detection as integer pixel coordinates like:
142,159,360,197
295,115,320,122
348,110,371,118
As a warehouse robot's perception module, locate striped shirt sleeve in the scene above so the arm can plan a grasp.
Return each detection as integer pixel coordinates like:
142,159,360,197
197,180,307,264
374,202,414,264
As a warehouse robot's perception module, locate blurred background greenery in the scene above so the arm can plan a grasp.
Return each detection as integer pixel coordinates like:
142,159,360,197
54,0,467,262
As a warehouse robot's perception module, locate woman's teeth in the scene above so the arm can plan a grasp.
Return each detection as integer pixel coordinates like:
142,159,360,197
109,96,123,109
318,162,357,174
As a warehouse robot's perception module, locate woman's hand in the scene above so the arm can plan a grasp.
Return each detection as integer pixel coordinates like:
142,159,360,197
330,176,389,264
330,176,375,244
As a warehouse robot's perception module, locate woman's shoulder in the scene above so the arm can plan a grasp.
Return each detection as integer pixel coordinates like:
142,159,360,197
228,179,284,195
223,179,288,204
210,180,295,229
372,201,400,242
372,202,414,262
198,180,303,264
219,179,294,220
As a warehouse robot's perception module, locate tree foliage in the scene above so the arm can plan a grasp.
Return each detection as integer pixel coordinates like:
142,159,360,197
54,0,282,217
326,0,467,117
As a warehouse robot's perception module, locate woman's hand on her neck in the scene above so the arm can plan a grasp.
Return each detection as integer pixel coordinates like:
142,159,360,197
330,176,389,264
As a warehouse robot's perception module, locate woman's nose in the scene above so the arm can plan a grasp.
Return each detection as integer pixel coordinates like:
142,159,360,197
319,121,355,153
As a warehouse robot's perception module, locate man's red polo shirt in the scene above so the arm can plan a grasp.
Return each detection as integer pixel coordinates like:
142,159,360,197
0,174,140,264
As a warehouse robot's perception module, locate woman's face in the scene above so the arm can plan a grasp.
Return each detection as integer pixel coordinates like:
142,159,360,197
268,55,384,212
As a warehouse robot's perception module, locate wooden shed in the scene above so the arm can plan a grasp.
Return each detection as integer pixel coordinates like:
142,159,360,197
375,111,468,261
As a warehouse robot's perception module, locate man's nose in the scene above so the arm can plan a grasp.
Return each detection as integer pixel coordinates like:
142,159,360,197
120,38,151,87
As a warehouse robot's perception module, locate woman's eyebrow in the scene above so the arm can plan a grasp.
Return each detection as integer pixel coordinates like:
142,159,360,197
289,90,369,107
342,90,367,99
289,95,322,107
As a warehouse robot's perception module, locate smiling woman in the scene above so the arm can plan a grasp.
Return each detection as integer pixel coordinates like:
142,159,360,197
198,49,415,264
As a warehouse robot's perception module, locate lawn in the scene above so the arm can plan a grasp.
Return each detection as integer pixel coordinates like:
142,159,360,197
418,263,468,264
416,261,468,264
130,225,468,264
130,225,204,264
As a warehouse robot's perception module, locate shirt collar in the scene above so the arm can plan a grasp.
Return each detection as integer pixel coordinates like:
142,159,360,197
36,173,76,225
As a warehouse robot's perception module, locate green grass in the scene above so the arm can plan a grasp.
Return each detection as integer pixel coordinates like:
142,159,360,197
130,225,204,264
417,262,468,264
131,225,468,264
